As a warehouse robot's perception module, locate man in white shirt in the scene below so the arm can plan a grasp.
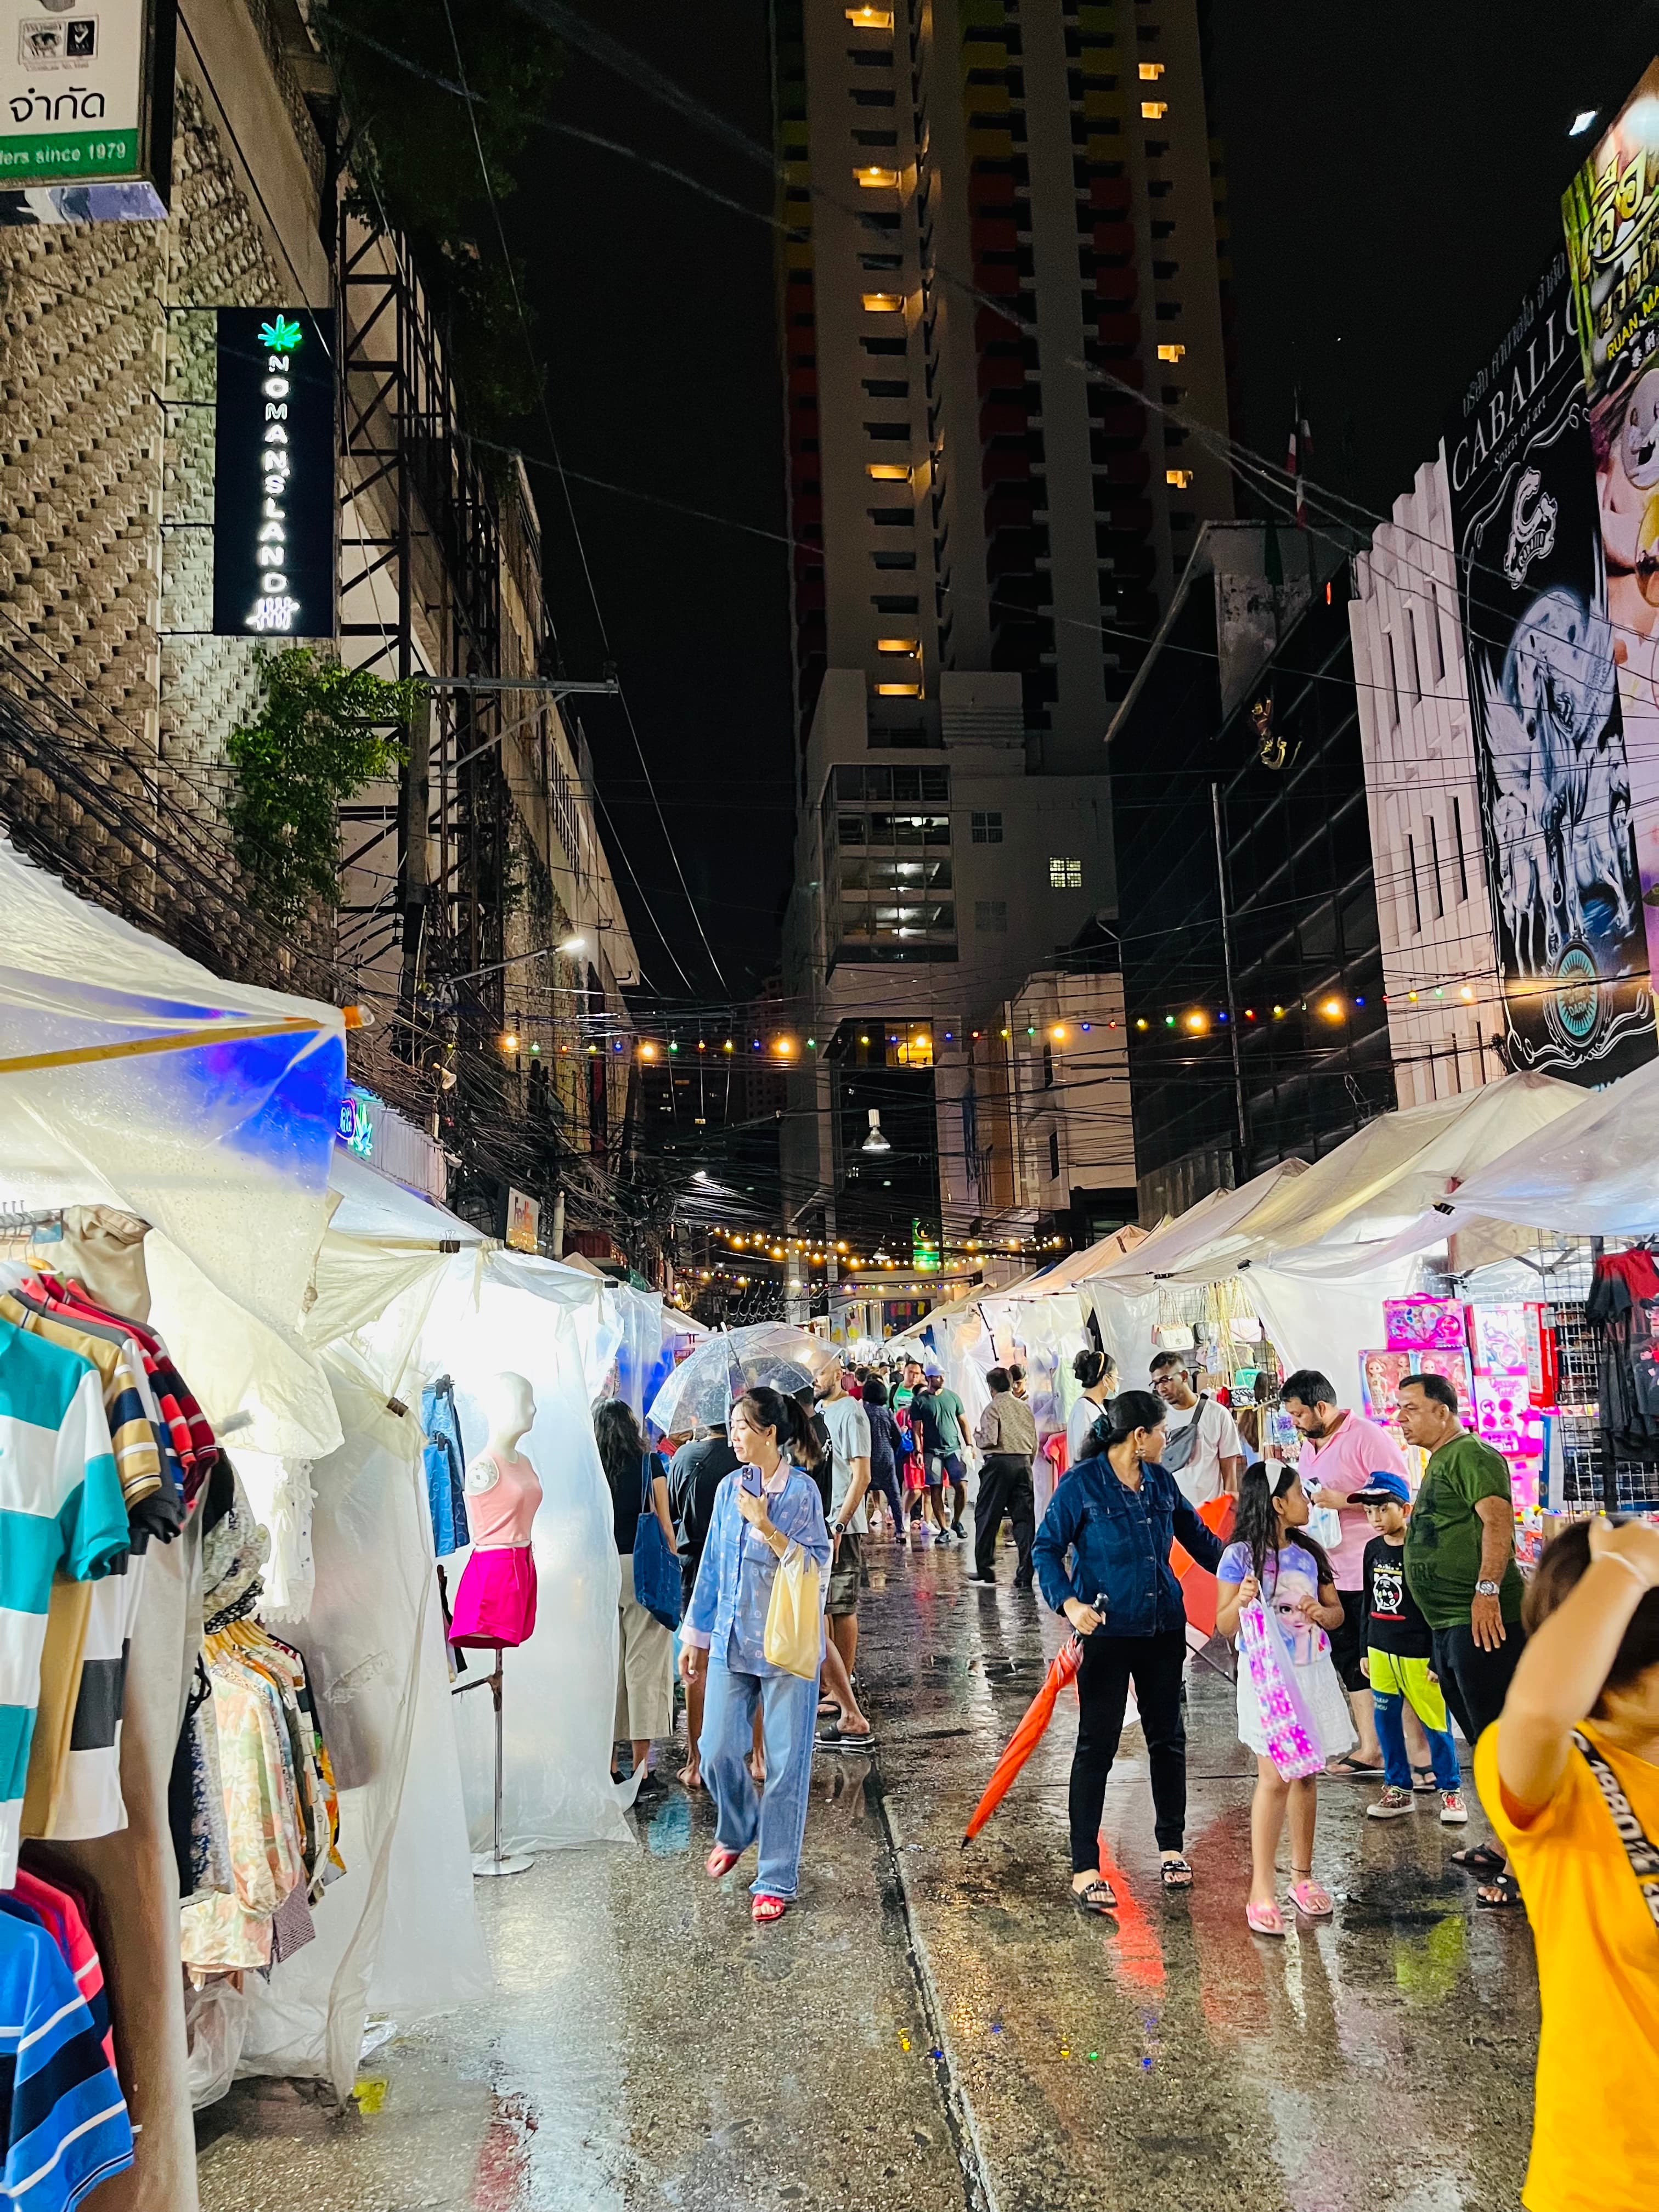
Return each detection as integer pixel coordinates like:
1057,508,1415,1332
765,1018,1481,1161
814,1362,872,1687
1149,1351,1244,1507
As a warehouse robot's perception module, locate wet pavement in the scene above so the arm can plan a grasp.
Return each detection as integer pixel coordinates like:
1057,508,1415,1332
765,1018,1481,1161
198,1533,1541,2211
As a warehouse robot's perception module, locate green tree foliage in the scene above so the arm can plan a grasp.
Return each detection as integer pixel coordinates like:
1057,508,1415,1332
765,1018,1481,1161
229,647,425,928
313,1,563,442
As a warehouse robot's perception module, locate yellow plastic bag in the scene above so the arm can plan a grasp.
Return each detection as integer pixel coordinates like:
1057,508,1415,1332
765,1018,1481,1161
762,1542,822,1678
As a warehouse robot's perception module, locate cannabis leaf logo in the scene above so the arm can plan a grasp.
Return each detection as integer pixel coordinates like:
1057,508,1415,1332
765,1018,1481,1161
257,315,304,354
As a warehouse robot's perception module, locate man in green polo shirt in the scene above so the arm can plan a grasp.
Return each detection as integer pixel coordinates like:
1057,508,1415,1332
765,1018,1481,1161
1397,1370,1527,1905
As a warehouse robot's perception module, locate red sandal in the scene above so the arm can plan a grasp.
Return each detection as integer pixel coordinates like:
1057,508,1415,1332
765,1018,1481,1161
705,1846,742,1880
751,1893,789,1925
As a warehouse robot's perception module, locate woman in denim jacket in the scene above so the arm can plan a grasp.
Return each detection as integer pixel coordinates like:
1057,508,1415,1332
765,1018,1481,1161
1032,1389,1226,1911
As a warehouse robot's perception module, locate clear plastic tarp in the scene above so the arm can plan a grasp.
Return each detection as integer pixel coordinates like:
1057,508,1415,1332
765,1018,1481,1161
645,1321,827,1437
414,1251,634,1854
235,1343,492,2102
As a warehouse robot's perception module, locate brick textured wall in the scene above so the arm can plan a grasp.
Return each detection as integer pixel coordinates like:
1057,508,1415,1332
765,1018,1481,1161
0,72,300,975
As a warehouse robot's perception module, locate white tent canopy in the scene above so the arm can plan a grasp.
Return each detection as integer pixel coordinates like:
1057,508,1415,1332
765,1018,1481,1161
1084,1159,1308,1294
1427,1053,1659,1239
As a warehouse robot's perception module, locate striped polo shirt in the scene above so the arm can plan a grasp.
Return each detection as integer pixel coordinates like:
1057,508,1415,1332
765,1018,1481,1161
0,1328,129,1884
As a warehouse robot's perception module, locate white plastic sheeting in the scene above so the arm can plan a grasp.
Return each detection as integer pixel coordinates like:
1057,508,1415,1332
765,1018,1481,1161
416,1251,633,1855
1085,1162,1308,1294
1428,1054,1659,1239
235,1345,490,2103
0,833,344,1345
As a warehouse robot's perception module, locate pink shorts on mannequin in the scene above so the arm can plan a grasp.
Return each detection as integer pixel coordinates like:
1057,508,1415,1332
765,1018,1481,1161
448,1545,537,1647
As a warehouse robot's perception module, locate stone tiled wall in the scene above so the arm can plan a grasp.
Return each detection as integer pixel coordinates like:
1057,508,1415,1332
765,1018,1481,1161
0,71,293,963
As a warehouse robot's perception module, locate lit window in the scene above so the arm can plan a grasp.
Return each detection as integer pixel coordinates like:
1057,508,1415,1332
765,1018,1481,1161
862,292,904,313
1139,62,1165,81
1049,856,1083,890
1156,343,1186,362
876,682,922,696
876,637,919,654
866,461,911,480
970,809,1003,845
846,5,894,24
1166,467,1193,487
856,167,900,189
1142,100,1169,120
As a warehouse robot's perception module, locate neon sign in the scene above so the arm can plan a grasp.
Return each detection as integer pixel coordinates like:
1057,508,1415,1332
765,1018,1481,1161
212,307,336,639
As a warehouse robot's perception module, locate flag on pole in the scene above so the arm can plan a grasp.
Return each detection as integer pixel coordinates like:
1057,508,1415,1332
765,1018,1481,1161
1285,391,1312,528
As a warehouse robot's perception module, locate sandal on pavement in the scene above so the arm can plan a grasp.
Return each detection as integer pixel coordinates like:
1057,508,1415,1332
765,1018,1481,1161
1246,1899,1286,1937
1325,1756,1384,1779
819,1725,878,1753
1451,1843,1506,1878
1071,1877,1118,1916
1289,1871,1335,1918
705,1846,742,1880
751,1893,790,1925
1476,1872,1523,1909
1159,1857,1194,1891
1411,1765,1438,1794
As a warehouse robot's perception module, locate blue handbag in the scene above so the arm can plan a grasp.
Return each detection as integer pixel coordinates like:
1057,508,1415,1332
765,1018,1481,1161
633,1453,682,1630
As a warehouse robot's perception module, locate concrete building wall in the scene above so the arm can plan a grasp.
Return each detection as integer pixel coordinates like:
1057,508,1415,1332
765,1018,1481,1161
1348,455,1504,1107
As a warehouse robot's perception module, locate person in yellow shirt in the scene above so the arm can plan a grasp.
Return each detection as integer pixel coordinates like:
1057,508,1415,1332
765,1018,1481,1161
1474,1514,1659,2212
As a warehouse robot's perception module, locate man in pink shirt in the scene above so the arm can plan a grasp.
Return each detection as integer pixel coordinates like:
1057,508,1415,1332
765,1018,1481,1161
1281,1367,1412,1778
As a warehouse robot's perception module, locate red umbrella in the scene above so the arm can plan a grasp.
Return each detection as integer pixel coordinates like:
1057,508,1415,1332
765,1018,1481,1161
962,1632,1084,1846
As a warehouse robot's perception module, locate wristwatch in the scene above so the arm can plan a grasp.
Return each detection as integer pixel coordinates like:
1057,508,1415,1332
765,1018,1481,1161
829,1517,844,1537
1474,1579,1502,1598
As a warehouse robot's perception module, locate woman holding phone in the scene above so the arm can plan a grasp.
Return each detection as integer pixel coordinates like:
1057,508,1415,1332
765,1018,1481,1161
680,1386,832,1923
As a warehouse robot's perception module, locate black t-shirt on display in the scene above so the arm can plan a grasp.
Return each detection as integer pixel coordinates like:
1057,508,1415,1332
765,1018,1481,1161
1362,1533,1433,1658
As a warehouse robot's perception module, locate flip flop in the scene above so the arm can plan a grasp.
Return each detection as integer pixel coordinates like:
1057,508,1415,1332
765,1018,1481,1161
1325,1757,1384,1778
1071,1877,1117,1915
751,1893,790,1925
1246,1899,1285,1937
819,1725,878,1753
1451,1844,1506,1878
705,1846,742,1880
1289,1877,1335,1920
1159,1857,1194,1891
1476,1873,1523,1910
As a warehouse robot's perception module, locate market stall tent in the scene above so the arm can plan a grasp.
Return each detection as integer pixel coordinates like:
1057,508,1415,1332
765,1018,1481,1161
1426,1054,1659,1239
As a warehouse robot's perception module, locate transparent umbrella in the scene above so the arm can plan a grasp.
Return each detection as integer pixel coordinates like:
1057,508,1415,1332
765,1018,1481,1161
646,1322,830,1437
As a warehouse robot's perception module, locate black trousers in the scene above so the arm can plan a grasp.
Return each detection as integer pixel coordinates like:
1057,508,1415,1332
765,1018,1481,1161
974,1455,1035,1581
1069,1628,1189,1868
1430,1620,1526,1745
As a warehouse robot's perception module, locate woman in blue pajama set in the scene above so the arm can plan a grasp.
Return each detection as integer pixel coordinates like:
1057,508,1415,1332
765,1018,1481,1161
680,1386,832,1923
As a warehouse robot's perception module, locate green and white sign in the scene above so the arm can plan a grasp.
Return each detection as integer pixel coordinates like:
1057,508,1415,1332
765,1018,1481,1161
1,0,171,213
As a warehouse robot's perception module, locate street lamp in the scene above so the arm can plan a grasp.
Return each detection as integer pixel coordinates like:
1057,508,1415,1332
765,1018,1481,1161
862,1109,891,1154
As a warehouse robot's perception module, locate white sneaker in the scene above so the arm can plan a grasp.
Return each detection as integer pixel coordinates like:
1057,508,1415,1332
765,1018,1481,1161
1366,1786,1415,1820
1440,1789,1470,1826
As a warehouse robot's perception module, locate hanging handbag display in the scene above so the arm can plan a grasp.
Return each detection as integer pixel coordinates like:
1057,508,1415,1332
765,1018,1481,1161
632,1453,682,1630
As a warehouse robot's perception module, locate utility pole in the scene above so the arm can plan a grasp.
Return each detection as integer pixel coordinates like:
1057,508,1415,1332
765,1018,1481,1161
1211,780,1248,1181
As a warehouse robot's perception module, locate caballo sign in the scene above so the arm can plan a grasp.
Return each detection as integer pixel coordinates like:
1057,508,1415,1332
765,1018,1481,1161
212,307,336,640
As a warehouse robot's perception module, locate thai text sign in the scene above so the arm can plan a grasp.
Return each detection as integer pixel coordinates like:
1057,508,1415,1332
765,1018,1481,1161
0,0,169,206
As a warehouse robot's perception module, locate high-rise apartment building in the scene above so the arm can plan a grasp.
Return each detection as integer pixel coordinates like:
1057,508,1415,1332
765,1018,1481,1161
774,0,1232,1265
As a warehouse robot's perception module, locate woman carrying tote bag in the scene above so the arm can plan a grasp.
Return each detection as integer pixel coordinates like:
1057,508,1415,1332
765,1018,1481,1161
680,1386,832,1923
596,1397,678,1791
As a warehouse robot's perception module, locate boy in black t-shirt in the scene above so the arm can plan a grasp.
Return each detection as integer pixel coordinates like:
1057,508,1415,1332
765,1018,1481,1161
1354,1471,1468,1825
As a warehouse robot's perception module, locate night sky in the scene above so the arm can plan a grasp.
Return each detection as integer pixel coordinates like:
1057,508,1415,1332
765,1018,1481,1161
504,3,1659,1009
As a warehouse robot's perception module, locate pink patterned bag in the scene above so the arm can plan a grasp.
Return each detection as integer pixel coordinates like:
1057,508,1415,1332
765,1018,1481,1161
1238,1598,1326,1780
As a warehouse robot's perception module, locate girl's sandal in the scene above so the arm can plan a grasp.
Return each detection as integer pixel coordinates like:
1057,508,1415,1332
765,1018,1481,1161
1475,1872,1523,1910
1245,1899,1286,1937
751,1893,790,1925
1159,1856,1194,1891
1289,1871,1334,1918
705,1846,742,1880
1071,1877,1118,1916
1410,1765,1437,1795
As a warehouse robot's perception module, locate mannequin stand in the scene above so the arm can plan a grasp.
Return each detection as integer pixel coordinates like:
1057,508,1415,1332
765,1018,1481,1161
452,1647,533,1877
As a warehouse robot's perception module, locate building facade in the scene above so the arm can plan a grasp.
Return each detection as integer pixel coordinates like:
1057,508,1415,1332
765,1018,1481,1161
775,0,1233,1263
0,0,639,1259
1347,457,1505,1109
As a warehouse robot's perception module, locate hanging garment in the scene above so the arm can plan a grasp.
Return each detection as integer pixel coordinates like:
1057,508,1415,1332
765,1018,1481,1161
168,1660,235,1909
1585,1251,1659,1457
9,1866,116,2072
255,1458,316,1623
30,1275,218,1504
421,1378,469,1558
0,1322,129,1884
0,1908,132,2209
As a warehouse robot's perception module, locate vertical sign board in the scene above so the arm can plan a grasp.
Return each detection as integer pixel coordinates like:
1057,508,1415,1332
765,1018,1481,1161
1561,64,1659,1005
1443,255,1656,1081
212,308,336,640
504,1189,541,1254
0,0,173,220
